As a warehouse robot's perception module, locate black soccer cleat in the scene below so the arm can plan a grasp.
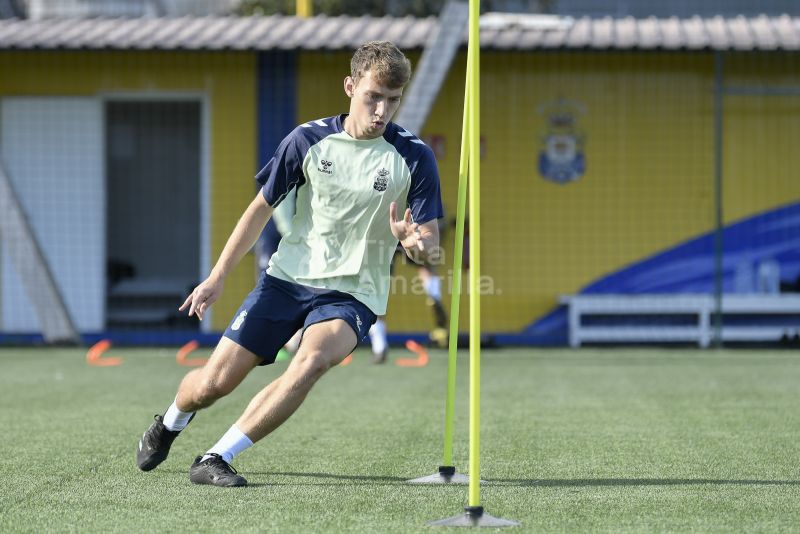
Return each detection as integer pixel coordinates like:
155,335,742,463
136,414,181,471
189,454,248,487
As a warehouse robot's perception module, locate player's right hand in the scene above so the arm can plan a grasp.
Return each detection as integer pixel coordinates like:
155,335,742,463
389,202,424,252
179,276,224,322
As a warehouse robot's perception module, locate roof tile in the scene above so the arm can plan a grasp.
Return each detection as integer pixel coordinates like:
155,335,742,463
0,14,797,52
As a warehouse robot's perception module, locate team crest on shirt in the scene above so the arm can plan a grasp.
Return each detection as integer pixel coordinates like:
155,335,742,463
317,159,334,175
537,98,586,184
373,168,389,192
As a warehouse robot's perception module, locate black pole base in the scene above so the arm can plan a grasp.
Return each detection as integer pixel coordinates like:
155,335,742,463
429,506,520,527
465,506,484,519
439,465,456,477
407,465,470,484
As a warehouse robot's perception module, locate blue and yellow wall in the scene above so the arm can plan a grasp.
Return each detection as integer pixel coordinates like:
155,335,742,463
291,51,800,340
2,49,798,340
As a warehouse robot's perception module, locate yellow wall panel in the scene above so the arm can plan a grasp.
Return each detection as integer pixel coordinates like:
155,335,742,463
469,52,715,331
296,51,719,333
296,51,353,122
723,95,800,223
722,53,800,224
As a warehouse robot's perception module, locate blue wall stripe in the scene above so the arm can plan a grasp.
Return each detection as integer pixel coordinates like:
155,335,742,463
257,50,297,258
257,51,297,168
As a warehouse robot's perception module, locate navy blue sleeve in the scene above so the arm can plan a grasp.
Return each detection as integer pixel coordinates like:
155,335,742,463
407,146,444,224
256,129,307,207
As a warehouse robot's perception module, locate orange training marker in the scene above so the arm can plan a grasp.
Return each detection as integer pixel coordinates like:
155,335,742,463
339,354,353,366
176,340,208,367
396,340,429,367
86,339,122,366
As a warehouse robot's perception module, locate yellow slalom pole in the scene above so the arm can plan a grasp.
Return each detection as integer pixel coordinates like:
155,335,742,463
428,2,519,527
467,0,481,509
442,60,470,468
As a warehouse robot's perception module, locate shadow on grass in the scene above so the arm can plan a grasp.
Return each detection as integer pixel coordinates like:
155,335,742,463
253,471,414,483
253,473,800,488
164,470,800,488
491,478,800,487
154,469,407,485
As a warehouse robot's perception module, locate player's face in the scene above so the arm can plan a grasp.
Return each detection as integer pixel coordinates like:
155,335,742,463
344,69,403,139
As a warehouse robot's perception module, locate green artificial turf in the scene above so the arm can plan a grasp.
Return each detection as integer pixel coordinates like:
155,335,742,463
1,347,799,533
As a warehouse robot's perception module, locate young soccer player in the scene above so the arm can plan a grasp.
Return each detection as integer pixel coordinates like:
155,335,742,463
135,41,443,487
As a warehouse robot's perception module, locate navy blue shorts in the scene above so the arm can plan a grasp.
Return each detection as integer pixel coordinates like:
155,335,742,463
223,272,377,365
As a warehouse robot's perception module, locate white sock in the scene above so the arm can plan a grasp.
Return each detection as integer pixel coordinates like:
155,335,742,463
369,319,387,355
424,276,442,301
162,398,195,432
202,425,253,464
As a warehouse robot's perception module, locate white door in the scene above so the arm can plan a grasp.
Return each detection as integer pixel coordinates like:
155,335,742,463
0,97,105,333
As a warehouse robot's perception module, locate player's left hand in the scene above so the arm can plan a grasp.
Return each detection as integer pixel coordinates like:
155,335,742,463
389,202,424,252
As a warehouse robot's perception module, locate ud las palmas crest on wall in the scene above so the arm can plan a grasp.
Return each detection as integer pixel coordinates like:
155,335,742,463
538,98,586,184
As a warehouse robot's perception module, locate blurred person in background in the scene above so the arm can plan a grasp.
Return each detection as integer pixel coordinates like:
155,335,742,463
369,234,449,363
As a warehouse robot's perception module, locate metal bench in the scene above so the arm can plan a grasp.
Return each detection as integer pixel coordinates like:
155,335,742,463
561,294,800,348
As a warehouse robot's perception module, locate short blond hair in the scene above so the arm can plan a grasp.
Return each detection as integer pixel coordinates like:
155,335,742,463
350,41,412,89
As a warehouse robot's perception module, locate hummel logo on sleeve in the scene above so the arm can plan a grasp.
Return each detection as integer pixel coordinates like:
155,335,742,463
317,159,334,175
301,119,329,129
397,128,426,145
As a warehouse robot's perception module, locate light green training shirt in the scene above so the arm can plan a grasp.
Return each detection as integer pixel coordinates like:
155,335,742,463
256,114,443,315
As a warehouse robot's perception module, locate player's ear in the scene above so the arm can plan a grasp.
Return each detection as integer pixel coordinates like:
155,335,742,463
344,76,355,98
